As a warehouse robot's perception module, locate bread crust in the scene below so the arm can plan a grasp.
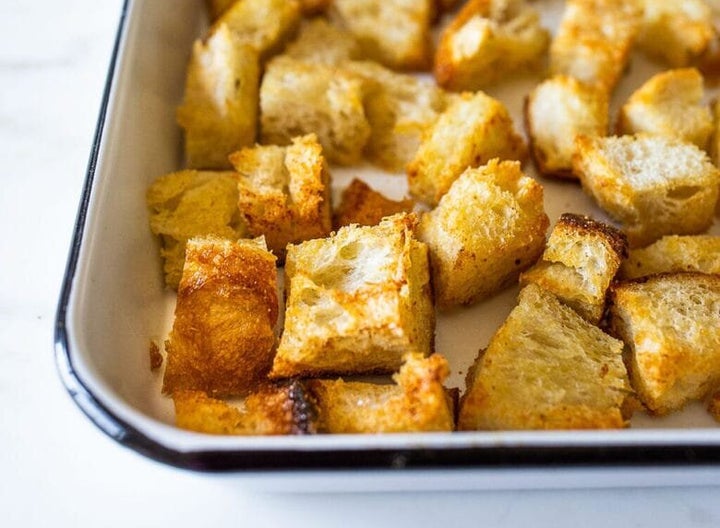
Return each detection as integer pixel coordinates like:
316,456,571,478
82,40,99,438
333,178,414,229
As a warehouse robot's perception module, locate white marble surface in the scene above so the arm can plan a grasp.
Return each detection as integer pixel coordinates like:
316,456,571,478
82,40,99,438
1,1,720,526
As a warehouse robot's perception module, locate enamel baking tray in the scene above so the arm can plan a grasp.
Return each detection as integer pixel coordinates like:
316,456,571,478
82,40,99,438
54,0,720,489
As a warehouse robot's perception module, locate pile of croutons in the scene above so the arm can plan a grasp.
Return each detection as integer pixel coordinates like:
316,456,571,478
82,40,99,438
147,0,720,435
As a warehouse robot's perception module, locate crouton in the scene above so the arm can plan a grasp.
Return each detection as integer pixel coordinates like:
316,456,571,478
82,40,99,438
525,75,609,178
162,236,278,397
173,382,317,435
270,213,434,378
620,235,720,279
617,68,713,150
260,57,371,165
229,134,332,262
306,353,454,433
407,91,527,206
458,284,632,430
285,18,362,66
146,170,245,289
333,178,414,229
176,25,259,170
549,0,643,94
418,160,549,308
608,272,720,415
573,134,720,247
329,0,433,70
434,0,550,91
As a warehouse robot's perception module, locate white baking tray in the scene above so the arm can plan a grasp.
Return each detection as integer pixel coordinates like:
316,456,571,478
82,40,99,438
55,0,720,489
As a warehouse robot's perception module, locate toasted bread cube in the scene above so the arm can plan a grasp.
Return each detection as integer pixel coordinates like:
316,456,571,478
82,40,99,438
617,68,713,150
434,0,550,91
285,18,362,66
620,235,720,279
330,0,433,70
210,0,300,60
306,353,454,433
520,213,627,324
229,134,332,261
260,57,371,165
608,273,720,414
333,178,414,229
525,75,609,178
637,0,713,67
162,237,279,397
173,382,317,435
550,0,642,94
458,284,632,430
573,134,720,247
407,92,526,206
176,26,259,170
418,160,549,308
146,170,245,289
271,213,434,378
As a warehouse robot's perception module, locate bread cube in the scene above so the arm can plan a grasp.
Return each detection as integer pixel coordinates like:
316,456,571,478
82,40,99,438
620,235,720,279
162,236,278,397
520,213,627,324
550,0,643,94
434,0,550,91
176,25,259,170
407,92,526,206
333,178,414,229
458,284,632,430
573,134,720,247
608,273,720,414
260,57,371,165
617,68,713,150
271,213,434,378
306,353,454,433
525,75,609,178
329,0,433,70
418,160,549,308
285,18,362,66
173,382,317,435
146,170,245,289
229,134,332,261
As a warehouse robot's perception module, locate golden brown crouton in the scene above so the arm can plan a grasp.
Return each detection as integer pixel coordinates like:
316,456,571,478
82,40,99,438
573,134,720,247
407,91,526,206
146,170,245,289
306,353,454,433
434,0,550,91
520,213,627,324
620,235,720,279
162,236,278,397
176,25,259,170
229,134,332,262
418,160,549,308
285,18,362,66
271,213,434,378
333,178,414,229
608,273,720,415
458,284,632,431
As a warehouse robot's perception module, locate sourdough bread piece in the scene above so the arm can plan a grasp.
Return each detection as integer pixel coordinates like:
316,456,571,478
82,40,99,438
162,236,278,397
407,91,527,206
549,0,643,95
573,134,720,247
229,134,332,262
525,74,609,178
271,213,434,378
418,160,549,308
434,0,550,91
306,353,454,433
620,235,720,279
458,284,632,430
617,68,713,150
608,272,720,415
176,25,259,170
285,18,362,66
260,57,371,165
520,213,627,324
146,170,245,289
333,178,414,229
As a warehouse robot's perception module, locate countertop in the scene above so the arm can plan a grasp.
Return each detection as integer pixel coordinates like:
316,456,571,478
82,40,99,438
1,1,719,526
